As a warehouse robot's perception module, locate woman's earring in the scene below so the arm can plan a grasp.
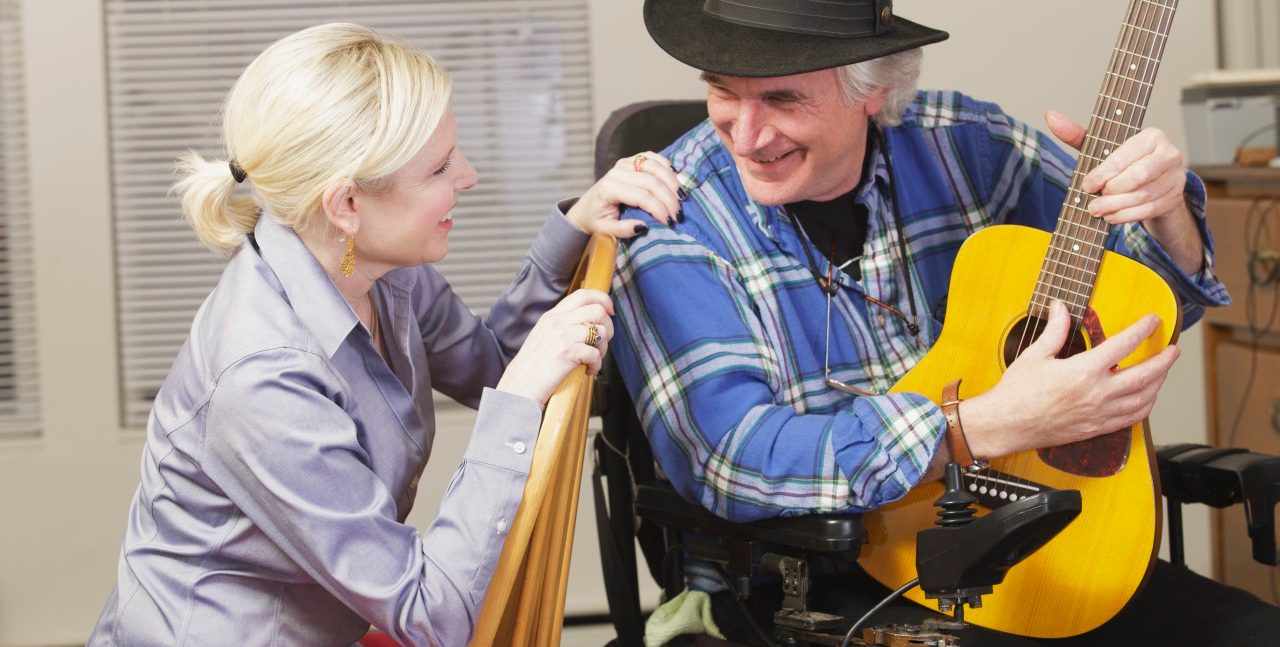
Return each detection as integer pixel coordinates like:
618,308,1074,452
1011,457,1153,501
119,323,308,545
340,236,356,278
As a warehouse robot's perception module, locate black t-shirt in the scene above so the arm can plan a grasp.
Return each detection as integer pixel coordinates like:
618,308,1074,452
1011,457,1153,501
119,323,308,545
788,190,869,281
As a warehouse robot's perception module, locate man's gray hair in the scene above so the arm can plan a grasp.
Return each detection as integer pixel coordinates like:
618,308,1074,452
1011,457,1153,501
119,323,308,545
836,48,923,126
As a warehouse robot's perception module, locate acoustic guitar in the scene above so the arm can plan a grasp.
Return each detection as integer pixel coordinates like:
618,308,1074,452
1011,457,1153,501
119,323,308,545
857,0,1181,638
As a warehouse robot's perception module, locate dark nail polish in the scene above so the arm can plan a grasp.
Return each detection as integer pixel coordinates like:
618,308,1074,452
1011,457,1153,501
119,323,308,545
633,223,649,235
677,188,688,200
677,209,685,222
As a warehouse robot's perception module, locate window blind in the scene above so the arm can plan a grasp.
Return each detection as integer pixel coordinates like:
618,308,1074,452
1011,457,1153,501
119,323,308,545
0,0,40,438
105,0,594,426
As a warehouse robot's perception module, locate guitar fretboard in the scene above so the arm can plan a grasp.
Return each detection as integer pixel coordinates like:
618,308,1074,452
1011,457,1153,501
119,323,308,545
1030,0,1179,322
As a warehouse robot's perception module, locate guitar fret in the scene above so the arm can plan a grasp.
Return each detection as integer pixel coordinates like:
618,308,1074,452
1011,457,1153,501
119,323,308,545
1033,282,1092,301
1084,134,1126,148
1030,296,1090,317
1088,114,1142,131
1113,46,1161,64
1044,255,1101,275
1047,247,1103,266
1105,71,1153,87
1121,22,1168,39
1039,272,1095,289
1098,94,1145,111
1062,202,1106,222
1053,224,1107,246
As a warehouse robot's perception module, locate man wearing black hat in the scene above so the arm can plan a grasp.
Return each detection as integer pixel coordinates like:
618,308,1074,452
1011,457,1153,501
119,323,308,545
608,1,1280,645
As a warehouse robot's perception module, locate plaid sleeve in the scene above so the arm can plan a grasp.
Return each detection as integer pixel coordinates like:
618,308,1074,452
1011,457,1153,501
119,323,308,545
611,224,945,523
1114,171,1230,328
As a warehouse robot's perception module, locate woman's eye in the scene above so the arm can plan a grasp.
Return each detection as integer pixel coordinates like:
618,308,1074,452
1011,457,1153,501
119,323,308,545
432,158,452,177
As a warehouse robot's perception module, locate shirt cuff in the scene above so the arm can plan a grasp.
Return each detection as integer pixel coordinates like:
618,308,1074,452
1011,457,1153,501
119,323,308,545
1119,171,1231,311
466,387,543,473
835,393,946,510
527,199,591,279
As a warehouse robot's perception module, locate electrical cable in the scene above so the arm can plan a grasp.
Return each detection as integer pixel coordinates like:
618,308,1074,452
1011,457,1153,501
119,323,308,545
1226,198,1279,447
839,577,920,647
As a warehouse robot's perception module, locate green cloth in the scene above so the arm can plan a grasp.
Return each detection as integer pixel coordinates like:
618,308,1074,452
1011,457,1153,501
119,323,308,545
644,589,724,647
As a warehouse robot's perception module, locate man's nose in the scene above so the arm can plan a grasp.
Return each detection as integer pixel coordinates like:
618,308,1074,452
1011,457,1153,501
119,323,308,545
730,102,775,155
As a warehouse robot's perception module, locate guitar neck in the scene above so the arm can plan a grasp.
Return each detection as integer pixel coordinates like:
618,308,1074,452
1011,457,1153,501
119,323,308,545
1031,0,1180,322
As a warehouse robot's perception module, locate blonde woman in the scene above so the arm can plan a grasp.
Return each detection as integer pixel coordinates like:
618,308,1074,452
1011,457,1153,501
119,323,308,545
88,23,681,647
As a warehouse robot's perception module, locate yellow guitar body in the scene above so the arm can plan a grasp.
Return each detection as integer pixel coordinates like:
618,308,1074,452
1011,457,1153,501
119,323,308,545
856,224,1179,638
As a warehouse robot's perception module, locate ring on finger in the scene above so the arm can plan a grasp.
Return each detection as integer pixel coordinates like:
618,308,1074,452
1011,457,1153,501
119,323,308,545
581,322,602,347
632,154,647,173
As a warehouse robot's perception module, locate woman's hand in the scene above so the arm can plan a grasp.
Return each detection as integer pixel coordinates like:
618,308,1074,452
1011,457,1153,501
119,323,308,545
496,289,615,405
565,151,686,238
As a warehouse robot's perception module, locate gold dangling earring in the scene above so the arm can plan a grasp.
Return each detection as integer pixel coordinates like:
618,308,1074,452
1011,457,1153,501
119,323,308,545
339,236,356,278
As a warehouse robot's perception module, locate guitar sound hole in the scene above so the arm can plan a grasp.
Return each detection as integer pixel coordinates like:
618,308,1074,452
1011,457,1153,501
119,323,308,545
1002,316,1091,368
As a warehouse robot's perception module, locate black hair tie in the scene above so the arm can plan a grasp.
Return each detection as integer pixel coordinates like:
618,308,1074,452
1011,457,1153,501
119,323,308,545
228,160,247,184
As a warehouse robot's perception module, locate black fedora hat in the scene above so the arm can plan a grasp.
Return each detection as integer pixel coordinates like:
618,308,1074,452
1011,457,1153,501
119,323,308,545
644,0,948,78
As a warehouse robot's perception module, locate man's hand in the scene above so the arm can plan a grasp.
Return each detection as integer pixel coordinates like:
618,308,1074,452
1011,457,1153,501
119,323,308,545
1044,110,1203,274
957,300,1181,459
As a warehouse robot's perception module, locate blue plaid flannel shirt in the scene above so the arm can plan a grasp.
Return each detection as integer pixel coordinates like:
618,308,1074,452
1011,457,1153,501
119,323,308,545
610,90,1229,524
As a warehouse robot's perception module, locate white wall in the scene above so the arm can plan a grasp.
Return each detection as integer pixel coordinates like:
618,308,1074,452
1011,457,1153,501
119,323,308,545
0,1,1225,646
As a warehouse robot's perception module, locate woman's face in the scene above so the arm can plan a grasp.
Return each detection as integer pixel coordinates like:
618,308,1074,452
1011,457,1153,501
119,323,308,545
355,108,478,269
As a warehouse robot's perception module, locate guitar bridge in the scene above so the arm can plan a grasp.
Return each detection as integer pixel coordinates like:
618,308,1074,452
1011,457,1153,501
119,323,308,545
961,469,1051,510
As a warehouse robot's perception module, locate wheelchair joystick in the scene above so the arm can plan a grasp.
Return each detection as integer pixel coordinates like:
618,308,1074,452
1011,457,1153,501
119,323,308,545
914,462,1083,624
933,462,979,528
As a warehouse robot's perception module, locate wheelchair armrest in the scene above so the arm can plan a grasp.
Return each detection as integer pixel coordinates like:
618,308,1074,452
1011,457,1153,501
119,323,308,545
634,482,866,558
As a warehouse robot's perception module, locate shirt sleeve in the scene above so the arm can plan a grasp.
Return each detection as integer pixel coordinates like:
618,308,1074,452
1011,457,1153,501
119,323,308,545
612,226,945,524
418,203,589,407
1112,171,1231,327
981,108,1229,328
201,349,541,647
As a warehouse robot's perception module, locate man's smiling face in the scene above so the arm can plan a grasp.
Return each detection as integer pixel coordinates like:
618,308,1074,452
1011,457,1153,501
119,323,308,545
704,69,881,205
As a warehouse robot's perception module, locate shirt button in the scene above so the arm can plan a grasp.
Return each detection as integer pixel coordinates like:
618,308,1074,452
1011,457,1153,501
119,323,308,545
877,314,887,327
496,519,508,533
511,441,526,454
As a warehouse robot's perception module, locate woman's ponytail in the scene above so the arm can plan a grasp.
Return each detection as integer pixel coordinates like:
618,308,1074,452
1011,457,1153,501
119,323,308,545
172,151,260,256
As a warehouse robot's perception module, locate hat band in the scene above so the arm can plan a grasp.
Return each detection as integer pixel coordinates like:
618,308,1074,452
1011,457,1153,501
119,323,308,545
703,0,893,38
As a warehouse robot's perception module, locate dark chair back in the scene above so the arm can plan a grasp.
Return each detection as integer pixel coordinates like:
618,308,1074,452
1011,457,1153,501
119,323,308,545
591,100,708,647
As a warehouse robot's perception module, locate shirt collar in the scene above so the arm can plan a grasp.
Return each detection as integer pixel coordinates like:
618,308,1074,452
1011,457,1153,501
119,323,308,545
252,213,361,358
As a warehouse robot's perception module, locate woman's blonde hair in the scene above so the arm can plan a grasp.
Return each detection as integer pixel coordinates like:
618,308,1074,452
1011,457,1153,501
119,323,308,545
173,23,452,255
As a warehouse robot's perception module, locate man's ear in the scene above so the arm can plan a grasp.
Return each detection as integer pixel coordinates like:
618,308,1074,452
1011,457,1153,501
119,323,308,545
863,87,888,118
321,178,360,238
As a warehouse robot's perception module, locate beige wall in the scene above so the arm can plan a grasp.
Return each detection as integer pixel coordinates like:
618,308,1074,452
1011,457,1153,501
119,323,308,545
0,1,1224,645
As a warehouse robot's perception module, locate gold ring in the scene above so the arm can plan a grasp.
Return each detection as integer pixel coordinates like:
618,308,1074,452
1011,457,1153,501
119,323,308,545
632,154,647,173
582,322,601,347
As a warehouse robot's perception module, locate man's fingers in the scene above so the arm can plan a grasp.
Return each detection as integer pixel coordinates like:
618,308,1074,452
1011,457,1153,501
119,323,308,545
1027,300,1072,359
1108,344,1180,396
1045,110,1086,152
1080,129,1161,194
1086,168,1182,221
1091,313,1162,369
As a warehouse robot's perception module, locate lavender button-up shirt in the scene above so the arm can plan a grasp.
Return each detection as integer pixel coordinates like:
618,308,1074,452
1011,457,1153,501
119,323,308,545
88,205,587,647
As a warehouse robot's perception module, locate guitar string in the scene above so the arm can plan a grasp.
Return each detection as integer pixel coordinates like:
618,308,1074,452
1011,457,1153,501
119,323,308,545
1012,2,1143,485
1007,0,1174,488
1017,0,1173,482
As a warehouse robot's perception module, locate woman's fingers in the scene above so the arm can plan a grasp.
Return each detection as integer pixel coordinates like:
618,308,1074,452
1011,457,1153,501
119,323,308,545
630,151,685,200
554,289,613,315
